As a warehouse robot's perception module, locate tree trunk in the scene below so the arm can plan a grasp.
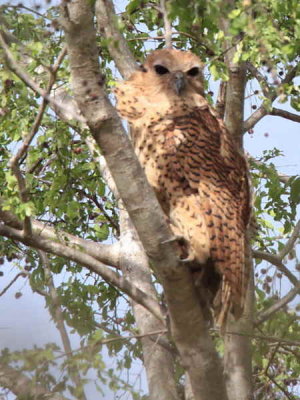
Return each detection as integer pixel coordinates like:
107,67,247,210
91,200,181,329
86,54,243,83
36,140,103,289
119,209,180,400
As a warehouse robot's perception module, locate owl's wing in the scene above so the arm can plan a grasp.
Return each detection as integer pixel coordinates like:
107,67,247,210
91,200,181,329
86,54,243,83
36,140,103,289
171,104,250,321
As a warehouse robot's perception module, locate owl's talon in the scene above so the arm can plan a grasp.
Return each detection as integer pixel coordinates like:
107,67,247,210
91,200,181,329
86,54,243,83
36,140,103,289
180,255,196,263
161,234,184,245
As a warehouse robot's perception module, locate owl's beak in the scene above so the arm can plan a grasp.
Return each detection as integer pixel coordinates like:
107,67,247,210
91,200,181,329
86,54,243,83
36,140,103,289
173,71,185,95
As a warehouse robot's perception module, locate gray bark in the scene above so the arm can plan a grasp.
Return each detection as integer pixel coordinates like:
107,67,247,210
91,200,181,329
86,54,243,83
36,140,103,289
220,3,254,399
61,1,228,399
120,210,180,400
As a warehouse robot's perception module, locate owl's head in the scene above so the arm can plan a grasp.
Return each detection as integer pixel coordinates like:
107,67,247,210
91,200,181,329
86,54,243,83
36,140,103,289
134,49,204,96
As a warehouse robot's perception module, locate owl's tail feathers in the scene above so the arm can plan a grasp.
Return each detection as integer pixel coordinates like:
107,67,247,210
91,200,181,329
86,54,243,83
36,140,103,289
214,281,231,332
214,278,245,333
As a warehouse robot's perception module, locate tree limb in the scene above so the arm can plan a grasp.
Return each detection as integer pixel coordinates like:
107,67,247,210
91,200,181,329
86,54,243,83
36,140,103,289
0,223,163,322
253,250,299,287
255,285,300,326
0,198,121,268
243,62,300,132
270,107,300,123
160,0,173,49
279,219,300,260
38,250,87,399
0,272,28,297
0,363,70,400
95,0,137,79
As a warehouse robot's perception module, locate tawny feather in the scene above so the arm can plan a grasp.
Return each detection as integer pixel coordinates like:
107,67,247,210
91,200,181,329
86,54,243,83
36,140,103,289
115,49,250,327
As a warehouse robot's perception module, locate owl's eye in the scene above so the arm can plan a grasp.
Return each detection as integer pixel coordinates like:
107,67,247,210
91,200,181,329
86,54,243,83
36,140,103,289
187,67,200,77
154,65,170,75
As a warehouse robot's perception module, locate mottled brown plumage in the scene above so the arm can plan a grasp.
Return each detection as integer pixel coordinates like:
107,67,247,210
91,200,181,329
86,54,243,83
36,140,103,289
115,49,250,326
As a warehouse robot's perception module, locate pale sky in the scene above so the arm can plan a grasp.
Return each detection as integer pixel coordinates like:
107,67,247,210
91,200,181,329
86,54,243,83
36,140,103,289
0,0,299,399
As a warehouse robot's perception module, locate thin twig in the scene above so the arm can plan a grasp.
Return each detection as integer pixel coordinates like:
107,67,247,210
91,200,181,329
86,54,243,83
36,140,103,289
54,326,300,363
6,46,67,237
9,163,32,236
246,62,274,98
253,250,299,287
0,272,28,297
247,155,292,184
255,286,300,326
243,62,299,132
160,0,172,48
279,219,300,259
0,31,85,124
38,250,87,400
216,81,227,118
266,373,294,400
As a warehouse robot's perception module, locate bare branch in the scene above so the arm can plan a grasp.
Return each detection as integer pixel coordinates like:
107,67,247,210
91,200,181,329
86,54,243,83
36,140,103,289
160,0,173,49
246,62,274,98
0,198,121,268
95,0,137,79
270,107,300,123
252,250,299,287
243,105,268,133
243,62,300,132
38,250,87,400
282,64,299,85
255,286,300,326
279,219,300,259
216,81,227,119
0,223,163,322
0,272,28,297
266,373,294,400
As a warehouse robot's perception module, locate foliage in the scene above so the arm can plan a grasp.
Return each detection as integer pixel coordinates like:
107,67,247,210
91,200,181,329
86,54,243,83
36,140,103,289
0,0,299,399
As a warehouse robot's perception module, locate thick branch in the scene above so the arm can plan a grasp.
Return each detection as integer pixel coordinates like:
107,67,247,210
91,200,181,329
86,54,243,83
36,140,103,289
0,364,69,400
0,223,163,321
220,5,253,400
119,211,179,400
160,0,173,48
95,0,137,79
270,107,300,123
243,105,268,133
0,199,121,268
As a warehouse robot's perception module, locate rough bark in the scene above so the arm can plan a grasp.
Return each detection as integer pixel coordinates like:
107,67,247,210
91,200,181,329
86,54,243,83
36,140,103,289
61,1,228,399
220,3,254,400
95,0,137,79
120,210,180,400
224,267,254,400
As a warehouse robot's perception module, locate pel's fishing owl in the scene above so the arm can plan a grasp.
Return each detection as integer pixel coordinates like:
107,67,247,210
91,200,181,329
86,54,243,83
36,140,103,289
115,49,250,326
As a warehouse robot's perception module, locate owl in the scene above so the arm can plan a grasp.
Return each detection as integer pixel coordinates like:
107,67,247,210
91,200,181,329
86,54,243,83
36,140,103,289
115,49,250,327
